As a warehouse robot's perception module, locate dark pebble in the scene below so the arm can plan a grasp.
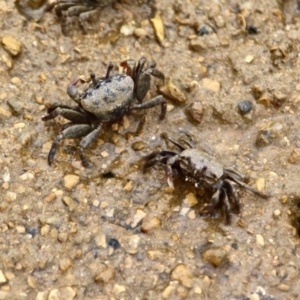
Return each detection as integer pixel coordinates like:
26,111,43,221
238,100,253,115
247,25,258,34
26,227,38,237
197,26,209,36
107,238,121,250
7,98,22,116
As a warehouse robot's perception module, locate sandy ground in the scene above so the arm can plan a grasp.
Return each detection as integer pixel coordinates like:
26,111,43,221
1,0,300,299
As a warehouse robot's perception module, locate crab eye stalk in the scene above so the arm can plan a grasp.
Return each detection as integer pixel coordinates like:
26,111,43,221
90,73,97,86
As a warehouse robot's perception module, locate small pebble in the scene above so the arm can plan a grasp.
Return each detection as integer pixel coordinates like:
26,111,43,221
131,209,147,228
35,291,48,300
201,78,220,93
122,235,141,254
107,238,121,250
94,266,115,284
150,13,164,44
0,106,12,117
201,247,227,267
59,258,72,272
62,196,75,211
0,271,7,283
134,28,147,38
113,284,126,295
245,55,254,63
238,100,253,115
188,101,204,123
11,76,22,85
273,209,281,218
7,98,22,116
171,264,193,288
256,177,266,193
141,216,162,233
277,283,290,291
248,293,260,300
16,226,26,234
48,287,76,300
256,234,265,246
63,175,80,191
124,181,133,192
95,233,107,248
159,79,187,103
44,192,56,203
184,192,198,207
131,141,146,151
1,35,22,57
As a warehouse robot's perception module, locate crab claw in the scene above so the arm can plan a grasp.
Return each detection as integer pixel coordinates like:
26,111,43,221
167,176,174,189
165,164,174,189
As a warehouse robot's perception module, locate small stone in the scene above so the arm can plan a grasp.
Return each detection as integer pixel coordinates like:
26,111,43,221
131,141,146,151
238,100,253,115
194,286,202,295
0,270,7,283
245,55,254,63
2,54,12,68
201,247,227,267
59,258,72,272
256,178,266,193
150,13,164,44
42,142,52,154
113,284,126,295
122,235,141,254
62,196,75,211
57,231,68,243
124,181,133,192
0,106,12,117
188,210,196,219
48,287,76,300
44,192,56,203
248,293,260,300
94,266,115,284
277,283,290,291
132,209,147,228
1,35,22,57
63,175,79,191
273,209,281,218
134,28,147,38
19,172,34,181
162,285,176,299
120,23,135,36
5,191,16,202
201,78,220,93
94,233,107,248
7,98,22,116
171,264,193,288
11,77,22,85
16,226,26,234
184,192,198,207
27,275,38,288
35,291,48,300
100,151,109,158
188,101,204,123
107,238,120,250
159,78,187,103
41,225,50,236
256,234,265,246
288,148,300,164
281,195,288,204
141,216,162,233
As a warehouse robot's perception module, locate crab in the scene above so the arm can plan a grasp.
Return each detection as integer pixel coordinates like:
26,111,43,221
144,136,270,224
42,57,166,167
51,0,115,35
